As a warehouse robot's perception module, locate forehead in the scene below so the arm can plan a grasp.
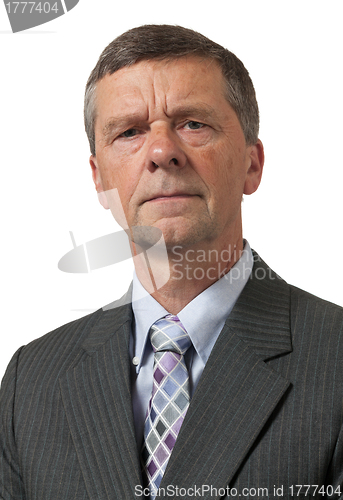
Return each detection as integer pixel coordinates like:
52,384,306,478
94,56,227,120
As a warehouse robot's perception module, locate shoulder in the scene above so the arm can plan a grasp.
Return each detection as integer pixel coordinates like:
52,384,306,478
5,283,134,383
1,309,103,392
290,283,343,312
250,249,343,337
289,284,343,338
252,249,343,311
0,297,134,429
1,288,133,394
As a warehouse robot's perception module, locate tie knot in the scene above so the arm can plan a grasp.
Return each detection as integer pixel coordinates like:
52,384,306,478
149,314,191,355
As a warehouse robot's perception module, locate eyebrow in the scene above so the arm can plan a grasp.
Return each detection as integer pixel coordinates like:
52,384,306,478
166,104,217,121
101,104,218,139
101,115,143,139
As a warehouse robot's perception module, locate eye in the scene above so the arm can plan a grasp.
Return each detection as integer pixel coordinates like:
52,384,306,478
184,121,205,130
120,128,140,138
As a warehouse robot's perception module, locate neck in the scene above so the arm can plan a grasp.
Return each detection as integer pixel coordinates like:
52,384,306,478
131,232,244,315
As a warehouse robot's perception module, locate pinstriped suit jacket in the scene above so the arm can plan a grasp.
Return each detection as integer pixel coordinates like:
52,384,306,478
1,253,343,500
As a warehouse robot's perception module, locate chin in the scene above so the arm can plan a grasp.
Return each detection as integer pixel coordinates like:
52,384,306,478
162,225,217,251
131,214,218,250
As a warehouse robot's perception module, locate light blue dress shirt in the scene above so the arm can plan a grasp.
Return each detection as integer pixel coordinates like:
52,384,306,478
130,241,253,446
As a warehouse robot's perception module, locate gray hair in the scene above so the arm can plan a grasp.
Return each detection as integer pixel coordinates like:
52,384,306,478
84,24,259,156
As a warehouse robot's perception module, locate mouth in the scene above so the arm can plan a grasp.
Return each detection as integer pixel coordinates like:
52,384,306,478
145,192,197,203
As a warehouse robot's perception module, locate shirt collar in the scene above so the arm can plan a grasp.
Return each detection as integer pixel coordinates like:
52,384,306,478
131,241,253,371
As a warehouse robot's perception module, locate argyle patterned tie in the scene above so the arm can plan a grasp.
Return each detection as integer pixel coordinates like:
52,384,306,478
141,314,192,498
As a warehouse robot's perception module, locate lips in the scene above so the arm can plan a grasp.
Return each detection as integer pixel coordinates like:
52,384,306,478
145,192,196,202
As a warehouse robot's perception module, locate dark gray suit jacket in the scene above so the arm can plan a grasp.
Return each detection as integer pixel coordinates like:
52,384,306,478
1,254,343,499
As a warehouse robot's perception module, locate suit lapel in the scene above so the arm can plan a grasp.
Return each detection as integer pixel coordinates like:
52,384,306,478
59,291,142,500
161,253,292,499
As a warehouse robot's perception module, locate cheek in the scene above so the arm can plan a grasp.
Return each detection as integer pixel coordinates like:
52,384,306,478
195,145,247,213
195,145,234,189
97,148,137,194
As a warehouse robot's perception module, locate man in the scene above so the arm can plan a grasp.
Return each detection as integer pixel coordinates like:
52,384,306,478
1,24,342,500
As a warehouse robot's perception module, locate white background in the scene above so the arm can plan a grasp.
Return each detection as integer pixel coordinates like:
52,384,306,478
0,1,342,381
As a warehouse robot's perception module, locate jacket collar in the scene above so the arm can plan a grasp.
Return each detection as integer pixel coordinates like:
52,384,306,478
80,250,292,362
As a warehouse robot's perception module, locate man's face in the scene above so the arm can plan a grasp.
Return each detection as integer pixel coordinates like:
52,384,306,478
90,57,263,251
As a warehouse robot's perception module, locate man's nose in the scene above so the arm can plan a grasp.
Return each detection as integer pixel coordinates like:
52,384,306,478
146,127,187,171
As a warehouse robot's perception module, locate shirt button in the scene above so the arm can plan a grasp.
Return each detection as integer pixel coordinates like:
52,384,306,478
132,356,139,366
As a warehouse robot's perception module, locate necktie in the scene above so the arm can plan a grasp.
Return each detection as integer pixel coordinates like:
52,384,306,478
141,314,191,497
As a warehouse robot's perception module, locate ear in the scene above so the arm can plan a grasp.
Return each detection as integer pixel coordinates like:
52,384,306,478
89,155,109,210
243,139,264,195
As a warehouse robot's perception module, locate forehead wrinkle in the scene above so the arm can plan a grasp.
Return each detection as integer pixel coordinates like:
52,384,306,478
143,59,184,118
148,66,169,119
162,62,222,117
